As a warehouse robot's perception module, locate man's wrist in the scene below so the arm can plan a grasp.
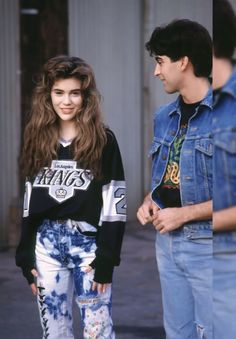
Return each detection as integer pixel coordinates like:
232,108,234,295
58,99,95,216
144,193,152,204
180,205,194,224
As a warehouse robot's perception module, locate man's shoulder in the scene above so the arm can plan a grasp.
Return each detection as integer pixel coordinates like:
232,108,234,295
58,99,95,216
154,97,179,119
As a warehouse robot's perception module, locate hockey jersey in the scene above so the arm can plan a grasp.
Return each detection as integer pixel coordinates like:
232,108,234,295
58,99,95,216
15,129,126,284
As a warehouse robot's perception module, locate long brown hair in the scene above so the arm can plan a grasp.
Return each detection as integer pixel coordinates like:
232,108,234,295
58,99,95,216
20,55,107,179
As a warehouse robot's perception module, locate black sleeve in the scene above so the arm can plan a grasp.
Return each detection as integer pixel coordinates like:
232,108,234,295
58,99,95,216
15,180,39,285
15,216,39,284
91,129,126,283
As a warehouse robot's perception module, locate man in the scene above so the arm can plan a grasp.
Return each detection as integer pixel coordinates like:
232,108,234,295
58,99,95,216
213,0,236,230
137,20,212,339
213,0,236,338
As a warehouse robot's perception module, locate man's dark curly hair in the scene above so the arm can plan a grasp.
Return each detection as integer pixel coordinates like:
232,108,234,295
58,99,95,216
146,19,212,78
213,0,236,58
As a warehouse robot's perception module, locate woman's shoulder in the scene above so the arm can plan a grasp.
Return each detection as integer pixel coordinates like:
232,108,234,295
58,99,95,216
104,127,117,144
105,126,115,137
102,127,120,154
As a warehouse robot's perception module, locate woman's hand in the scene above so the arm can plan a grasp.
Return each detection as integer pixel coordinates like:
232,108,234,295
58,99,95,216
30,269,38,295
85,266,110,293
91,282,110,294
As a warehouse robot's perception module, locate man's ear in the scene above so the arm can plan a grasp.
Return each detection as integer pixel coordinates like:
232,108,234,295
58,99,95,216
180,56,189,71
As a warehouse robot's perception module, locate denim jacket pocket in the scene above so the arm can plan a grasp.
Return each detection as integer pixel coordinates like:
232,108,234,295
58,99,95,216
149,140,165,191
149,140,162,158
214,131,236,154
195,138,213,156
214,131,236,208
214,131,236,178
195,138,212,178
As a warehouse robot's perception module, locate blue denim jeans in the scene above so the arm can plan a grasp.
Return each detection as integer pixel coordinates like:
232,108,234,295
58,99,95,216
213,231,236,339
35,220,114,339
155,224,212,339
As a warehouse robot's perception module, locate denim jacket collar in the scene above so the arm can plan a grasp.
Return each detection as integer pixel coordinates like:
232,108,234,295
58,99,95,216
220,66,236,99
168,87,212,116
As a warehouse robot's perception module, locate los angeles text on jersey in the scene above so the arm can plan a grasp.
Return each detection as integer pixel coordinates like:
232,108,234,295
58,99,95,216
33,160,92,203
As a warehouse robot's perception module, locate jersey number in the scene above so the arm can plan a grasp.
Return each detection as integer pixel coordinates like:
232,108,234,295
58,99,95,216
115,188,126,215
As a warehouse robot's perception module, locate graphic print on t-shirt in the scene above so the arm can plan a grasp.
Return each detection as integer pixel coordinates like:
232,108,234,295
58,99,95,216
33,160,92,203
162,125,187,190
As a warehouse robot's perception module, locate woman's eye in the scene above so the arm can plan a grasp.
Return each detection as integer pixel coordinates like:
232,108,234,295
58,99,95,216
72,91,81,96
55,91,63,95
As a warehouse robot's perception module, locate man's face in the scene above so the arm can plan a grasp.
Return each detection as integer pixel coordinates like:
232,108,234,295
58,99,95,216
154,55,182,93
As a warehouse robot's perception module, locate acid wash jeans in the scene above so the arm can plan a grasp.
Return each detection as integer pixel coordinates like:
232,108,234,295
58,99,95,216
35,219,114,339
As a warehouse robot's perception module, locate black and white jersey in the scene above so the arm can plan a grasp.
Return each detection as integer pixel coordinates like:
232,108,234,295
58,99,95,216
16,129,126,284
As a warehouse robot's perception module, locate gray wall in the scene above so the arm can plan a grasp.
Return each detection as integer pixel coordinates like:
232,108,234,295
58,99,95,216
69,0,143,220
0,0,21,248
230,0,236,12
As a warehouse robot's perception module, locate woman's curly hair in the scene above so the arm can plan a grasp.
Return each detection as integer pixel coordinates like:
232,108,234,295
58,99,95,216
20,55,107,179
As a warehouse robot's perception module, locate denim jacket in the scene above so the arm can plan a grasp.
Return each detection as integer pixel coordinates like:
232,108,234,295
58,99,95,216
149,89,212,227
213,67,236,211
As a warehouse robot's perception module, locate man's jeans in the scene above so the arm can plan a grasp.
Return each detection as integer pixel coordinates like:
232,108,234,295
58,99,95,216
35,220,114,339
213,231,236,339
155,224,212,339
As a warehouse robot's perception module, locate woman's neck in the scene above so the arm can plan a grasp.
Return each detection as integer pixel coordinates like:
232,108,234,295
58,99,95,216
59,120,77,141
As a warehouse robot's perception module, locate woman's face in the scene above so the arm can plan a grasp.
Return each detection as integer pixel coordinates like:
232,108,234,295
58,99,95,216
51,77,83,122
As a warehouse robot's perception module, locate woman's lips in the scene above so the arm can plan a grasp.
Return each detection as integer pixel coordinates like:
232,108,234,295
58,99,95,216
61,108,74,114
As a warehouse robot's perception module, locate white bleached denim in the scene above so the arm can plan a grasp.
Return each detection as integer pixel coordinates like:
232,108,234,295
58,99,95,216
35,219,114,339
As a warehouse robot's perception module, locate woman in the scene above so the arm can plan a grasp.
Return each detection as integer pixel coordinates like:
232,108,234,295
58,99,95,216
15,55,126,339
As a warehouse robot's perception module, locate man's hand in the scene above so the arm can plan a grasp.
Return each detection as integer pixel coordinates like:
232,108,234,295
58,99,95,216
152,201,212,234
137,193,160,225
152,207,186,233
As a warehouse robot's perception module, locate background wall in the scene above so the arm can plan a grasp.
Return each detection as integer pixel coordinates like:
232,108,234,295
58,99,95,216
0,0,20,248
69,0,143,219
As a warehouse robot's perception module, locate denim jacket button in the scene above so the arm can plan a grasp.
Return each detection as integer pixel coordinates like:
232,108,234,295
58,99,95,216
170,130,176,136
162,155,167,160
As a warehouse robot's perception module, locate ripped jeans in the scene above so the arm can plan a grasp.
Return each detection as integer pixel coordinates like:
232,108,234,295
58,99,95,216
35,219,114,339
155,224,212,339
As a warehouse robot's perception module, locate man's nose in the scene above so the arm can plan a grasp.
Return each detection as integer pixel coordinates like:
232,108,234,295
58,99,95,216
154,63,161,77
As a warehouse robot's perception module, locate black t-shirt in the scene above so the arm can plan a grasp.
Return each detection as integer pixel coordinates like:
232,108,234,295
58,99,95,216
158,98,201,207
